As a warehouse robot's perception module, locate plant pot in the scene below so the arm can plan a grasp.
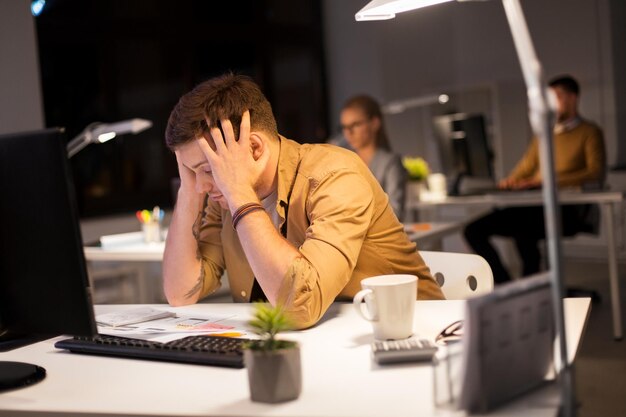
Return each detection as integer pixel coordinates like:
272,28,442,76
244,345,302,403
406,180,427,205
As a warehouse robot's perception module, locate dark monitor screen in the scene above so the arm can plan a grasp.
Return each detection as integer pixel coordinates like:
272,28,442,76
0,128,96,352
433,113,494,194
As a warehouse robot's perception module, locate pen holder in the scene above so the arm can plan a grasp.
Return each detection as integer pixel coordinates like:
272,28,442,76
432,342,463,410
142,222,162,243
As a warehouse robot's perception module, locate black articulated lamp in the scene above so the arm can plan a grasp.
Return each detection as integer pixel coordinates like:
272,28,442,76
66,118,152,158
355,0,572,415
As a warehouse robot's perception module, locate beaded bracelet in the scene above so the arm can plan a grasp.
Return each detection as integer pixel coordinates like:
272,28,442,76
232,202,264,230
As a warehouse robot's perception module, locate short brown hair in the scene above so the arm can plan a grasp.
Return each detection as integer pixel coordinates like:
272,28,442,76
165,73,278,150
549,74,580,96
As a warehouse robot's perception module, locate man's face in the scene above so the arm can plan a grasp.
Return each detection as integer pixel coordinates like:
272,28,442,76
176,135,229,210
551,86,578,122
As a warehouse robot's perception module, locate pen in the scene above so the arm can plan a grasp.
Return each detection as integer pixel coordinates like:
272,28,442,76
141,209,151,224
153,206,160,224
136,207,164,224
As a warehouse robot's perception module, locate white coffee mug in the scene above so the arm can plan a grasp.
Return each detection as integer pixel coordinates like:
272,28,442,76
427,173,447,200
353,274,418,340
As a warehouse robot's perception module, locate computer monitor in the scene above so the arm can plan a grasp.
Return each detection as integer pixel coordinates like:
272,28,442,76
0,128,96,388
432,113,494,195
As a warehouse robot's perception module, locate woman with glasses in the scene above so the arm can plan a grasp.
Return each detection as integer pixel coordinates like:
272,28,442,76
340,95,408,220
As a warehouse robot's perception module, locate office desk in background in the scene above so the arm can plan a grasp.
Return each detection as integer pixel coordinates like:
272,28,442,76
404,221,463,249
0,299,590,417
82,223,460,303
84,238,165,262
83,223,459,261
83,233,165,303
408,189,624,340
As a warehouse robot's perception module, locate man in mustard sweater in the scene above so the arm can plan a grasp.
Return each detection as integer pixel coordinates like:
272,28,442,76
464,75,606,284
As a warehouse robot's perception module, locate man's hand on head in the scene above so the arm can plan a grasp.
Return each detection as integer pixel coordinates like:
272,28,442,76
196,111,270,212
175,150,197,195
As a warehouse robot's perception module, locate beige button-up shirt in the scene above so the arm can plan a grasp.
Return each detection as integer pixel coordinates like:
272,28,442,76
193,136,444,328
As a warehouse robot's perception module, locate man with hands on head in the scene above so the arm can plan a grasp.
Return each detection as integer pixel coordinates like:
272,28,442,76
163,73,444,329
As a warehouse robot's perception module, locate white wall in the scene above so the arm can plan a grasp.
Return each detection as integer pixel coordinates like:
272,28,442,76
0,2,44,134
323,0,618,177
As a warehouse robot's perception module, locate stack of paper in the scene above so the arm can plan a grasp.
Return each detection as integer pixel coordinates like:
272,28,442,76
96,307,176,327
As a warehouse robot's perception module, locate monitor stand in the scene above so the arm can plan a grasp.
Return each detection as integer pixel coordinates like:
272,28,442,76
449,173,465,196
0,331,48,391
0,361,46,392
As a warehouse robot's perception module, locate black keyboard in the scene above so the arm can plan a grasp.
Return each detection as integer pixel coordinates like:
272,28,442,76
54,334,251,368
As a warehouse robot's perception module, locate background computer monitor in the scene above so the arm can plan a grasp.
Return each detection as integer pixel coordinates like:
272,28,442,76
0,128,96,352
432,113,494,195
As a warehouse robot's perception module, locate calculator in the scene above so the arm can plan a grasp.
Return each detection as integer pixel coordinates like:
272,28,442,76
371,338,438,364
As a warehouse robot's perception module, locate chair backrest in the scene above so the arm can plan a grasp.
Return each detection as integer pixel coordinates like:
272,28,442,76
419,250,494,299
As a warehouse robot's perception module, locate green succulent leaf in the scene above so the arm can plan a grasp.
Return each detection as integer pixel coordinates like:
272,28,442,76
246,303,295,351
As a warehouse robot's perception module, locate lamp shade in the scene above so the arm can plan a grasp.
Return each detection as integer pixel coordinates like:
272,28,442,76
355,0,453,21
66,118,152,158
91,119,152,143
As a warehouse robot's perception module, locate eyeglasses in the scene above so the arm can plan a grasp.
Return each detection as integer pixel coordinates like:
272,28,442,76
435,320,463,346
339,119,368,134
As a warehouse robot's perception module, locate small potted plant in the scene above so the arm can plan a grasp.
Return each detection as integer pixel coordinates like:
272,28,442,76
402,156,430,203
244,303,302,403
402,156,430,182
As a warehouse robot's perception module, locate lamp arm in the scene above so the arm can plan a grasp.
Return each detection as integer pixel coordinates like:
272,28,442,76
66,119,151,158
383,94,442,114
67,130,93,158
501,1,573,416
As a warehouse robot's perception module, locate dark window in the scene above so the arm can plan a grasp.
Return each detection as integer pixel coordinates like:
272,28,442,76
36,0,329,217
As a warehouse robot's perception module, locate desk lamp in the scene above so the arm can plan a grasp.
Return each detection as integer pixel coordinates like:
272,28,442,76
66,118,152,158
382,93,448,115
355,0,572,415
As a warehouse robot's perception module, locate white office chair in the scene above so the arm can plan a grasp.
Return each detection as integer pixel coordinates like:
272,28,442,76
419,250,494,299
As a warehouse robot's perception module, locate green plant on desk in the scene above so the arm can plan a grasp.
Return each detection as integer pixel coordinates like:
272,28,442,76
402,156,430,181
244,303,302,403
403,156,431,203
246,303,297,351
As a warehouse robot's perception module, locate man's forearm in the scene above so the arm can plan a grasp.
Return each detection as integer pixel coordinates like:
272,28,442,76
233,209,301,305
163,191,204,305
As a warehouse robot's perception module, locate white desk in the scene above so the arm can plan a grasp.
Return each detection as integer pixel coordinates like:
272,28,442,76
83,223,459,262
84,233,165,262
82,224,458,302
83,232,165,303
0,299,590,417
410,190,624,340
404,222,464,248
